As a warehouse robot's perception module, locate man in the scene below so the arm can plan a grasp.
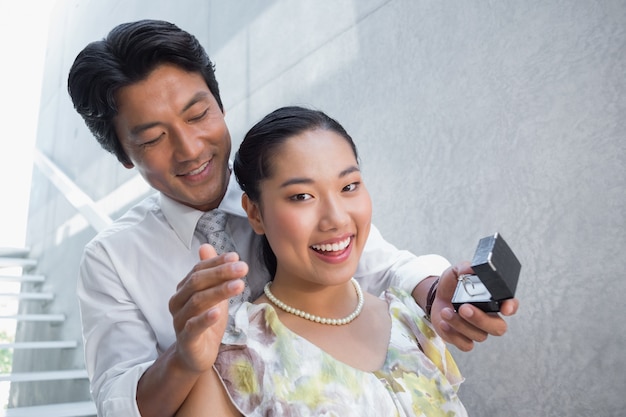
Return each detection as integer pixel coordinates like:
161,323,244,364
68,19,518,417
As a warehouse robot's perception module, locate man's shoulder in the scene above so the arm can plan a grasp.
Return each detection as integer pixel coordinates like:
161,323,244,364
87,193,163,247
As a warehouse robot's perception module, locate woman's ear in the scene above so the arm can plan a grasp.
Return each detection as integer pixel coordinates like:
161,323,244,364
241,194,265,235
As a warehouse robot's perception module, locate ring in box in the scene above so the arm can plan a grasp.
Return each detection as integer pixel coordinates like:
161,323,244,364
452,232,521,313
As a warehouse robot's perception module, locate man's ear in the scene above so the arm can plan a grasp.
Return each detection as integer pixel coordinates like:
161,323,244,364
241,194,265,235
121,155,134,169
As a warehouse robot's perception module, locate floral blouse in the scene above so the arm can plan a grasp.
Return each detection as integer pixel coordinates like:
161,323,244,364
215,288,468,417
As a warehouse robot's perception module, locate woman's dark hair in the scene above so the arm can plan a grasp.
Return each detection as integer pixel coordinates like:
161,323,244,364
234,106,359,277
67,19,223,166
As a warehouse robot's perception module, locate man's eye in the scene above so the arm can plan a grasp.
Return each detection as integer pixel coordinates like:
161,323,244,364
189,109,209,122
140,136,161,147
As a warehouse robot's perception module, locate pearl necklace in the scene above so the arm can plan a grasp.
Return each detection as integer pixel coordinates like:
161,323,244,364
263,278,364,326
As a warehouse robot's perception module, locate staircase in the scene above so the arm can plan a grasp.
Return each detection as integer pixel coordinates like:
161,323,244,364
0,248,96,417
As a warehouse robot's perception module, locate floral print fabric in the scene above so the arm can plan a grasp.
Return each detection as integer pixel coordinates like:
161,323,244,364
215,288,467,417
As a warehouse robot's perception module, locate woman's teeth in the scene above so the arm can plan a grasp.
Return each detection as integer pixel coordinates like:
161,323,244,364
311,237,351,252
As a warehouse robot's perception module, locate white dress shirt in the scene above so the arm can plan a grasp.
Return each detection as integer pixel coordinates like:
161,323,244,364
77,170,451,417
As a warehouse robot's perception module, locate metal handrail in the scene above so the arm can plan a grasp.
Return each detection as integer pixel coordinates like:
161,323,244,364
33,149,113,233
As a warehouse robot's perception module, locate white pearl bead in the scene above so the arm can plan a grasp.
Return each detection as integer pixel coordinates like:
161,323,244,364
264,278,364,326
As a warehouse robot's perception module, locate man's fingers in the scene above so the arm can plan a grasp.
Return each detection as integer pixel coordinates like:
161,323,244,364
175,249,247,293
182,301,226,337
170,268,246,315
184,261,248,293
169,242,249,344
192,248,242,277
171,278,244,333
199,243,218,261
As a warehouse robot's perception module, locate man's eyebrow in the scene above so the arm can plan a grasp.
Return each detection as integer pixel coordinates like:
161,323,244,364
181,91,211,113
129,92,211,136
130,121,159,136
279,165,360,188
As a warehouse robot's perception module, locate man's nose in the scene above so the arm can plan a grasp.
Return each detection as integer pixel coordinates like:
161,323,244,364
171,126,202,160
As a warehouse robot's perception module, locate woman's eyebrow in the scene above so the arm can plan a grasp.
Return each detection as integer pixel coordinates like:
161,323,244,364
279,165,360,188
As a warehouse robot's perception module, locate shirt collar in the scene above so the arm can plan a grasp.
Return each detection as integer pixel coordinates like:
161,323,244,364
160,164,247,248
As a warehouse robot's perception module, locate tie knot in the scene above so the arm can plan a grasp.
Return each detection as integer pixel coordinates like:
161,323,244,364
197,210,228,236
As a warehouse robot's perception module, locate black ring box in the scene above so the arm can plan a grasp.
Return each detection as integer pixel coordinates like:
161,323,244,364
452,232,521,313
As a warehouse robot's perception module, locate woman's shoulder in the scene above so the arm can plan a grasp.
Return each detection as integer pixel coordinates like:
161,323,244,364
382,287,427,317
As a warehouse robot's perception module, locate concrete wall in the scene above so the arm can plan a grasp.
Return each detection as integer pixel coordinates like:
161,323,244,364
23,0,625,415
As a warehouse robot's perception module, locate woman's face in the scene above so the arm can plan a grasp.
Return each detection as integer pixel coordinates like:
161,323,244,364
248,128,372,288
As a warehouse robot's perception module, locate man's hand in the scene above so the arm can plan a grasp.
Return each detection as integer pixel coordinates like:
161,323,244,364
137,244,249,417
430,262,519,351
168,243,249,372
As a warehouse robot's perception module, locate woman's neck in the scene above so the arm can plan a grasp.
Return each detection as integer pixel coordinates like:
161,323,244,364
265,276,360,321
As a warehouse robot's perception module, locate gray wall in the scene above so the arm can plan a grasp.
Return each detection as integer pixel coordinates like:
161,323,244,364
25,0,625,415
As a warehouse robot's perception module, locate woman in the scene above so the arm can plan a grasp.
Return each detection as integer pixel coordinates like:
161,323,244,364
176,106,467,416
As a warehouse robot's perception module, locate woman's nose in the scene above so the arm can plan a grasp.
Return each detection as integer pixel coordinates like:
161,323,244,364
318,196,350,231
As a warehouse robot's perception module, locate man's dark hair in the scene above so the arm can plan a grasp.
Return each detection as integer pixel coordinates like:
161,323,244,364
67,19,223,166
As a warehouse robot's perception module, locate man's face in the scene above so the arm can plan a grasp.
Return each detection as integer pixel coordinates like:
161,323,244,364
113,64,231,211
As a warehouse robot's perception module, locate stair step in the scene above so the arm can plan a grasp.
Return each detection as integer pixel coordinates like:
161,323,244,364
0,274,45,282
0,369,89,382
2,401,97,417
0,258,37,268
0,314,65,322
0,340,78,350
0,248,30,258
0,292,54,300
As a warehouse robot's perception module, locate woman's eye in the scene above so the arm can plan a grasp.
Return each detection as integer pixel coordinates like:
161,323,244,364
343,182,360,192
290,193,311,201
